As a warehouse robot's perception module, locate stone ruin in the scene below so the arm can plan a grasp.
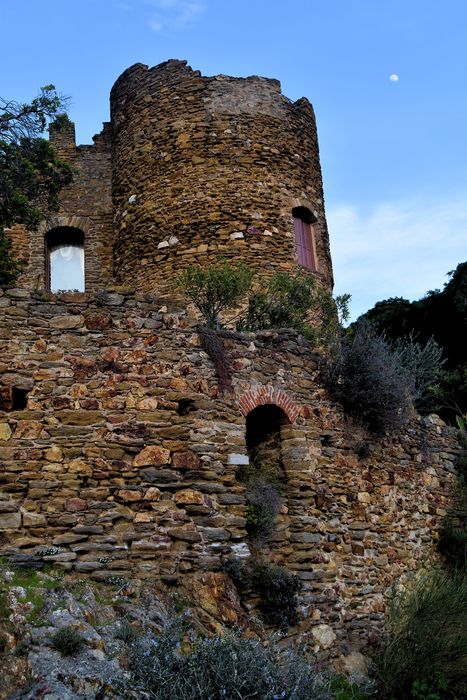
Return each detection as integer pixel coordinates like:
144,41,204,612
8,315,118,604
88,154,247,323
0,60,459,662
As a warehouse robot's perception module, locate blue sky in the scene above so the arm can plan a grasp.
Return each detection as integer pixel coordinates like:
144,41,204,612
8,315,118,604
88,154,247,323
1,0,466,319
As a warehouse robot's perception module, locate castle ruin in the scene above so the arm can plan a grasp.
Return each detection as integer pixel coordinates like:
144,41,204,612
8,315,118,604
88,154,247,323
0,61,458,662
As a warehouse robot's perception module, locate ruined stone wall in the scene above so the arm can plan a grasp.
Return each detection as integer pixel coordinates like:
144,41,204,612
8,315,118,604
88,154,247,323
12,120,113,293
0,288,458,657
110,60,333,294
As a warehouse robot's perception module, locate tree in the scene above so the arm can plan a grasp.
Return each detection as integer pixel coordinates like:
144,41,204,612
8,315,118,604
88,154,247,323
0,86,73,286
178,260,254,328
355,262,467,423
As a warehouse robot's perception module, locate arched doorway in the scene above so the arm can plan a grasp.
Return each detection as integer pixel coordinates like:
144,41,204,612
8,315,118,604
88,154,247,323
242,404,290,544
45,226,85,292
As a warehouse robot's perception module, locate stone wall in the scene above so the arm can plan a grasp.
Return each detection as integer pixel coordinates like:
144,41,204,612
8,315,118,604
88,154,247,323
0,288,459,658
110,60,333,293
11,120,114,293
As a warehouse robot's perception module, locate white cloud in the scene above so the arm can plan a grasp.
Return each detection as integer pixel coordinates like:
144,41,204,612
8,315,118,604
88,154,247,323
328,196,467,321
389,73,399,82
144,0,205,31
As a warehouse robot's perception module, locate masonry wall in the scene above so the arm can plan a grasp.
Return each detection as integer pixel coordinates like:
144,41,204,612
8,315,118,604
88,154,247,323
110,60,333,293
0,288,458,658
11,120,114,293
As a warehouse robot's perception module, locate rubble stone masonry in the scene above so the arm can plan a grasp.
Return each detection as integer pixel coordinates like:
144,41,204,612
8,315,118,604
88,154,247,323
0,288,459,658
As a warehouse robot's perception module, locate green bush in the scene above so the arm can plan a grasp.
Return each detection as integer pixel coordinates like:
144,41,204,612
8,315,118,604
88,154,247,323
178,261,253,329
50,626,84,656
375,569,467,699
225,557,300,629
119,617,331,700
326,322,413,434
115,619,138,645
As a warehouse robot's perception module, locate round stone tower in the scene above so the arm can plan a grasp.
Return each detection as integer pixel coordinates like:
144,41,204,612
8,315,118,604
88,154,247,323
110,60,333,294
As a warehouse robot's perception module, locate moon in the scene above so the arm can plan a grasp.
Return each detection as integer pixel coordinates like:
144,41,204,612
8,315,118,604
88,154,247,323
390,73,399,82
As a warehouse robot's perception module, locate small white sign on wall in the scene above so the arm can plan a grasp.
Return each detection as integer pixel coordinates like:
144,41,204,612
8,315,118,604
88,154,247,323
228,453,249,465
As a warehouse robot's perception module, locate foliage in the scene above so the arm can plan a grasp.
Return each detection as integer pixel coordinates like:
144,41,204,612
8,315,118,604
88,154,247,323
391,333,445,410
0,228,23,286
0,85,73,286
50,626,84,656
330,676,372,700
374,569,467,699
179,262,349,347
119,617,331,700
356,262,467,423
224,557,300,629
115,619,139,645
326,322,413,434
237,271,349,346
245,478,282,543
355,441,372,460
198,327,232,391
178,260,254,329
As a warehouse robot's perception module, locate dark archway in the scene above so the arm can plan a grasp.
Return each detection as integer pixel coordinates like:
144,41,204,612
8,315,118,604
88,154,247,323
45,226,85,292
246,404,289,476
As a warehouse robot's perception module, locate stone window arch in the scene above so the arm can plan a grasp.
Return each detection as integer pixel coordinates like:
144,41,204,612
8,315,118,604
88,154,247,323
292,206,317,271
45,226,85,292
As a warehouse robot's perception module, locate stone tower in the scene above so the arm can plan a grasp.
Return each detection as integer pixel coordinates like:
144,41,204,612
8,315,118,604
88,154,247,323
110,60,333,294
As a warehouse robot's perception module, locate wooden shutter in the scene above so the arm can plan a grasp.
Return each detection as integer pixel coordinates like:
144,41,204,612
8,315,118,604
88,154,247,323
294,217,305,266
294,217,316,270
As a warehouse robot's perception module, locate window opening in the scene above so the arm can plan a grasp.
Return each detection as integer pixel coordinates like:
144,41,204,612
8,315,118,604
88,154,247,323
45,227,85,292
292,206,317,271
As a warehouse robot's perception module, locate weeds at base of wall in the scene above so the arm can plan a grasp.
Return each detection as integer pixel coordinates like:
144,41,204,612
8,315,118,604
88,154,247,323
374,569,467,699
116,616,332,700
224,557,300,629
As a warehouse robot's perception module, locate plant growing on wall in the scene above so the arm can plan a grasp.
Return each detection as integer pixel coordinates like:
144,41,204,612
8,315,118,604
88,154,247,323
237,271,350,346
224,557,300,629
178,260,254,329
0,85,73,286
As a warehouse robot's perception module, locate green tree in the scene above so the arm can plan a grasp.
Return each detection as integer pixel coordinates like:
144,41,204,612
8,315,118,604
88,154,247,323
178,260,254,328
355,262,467,422
0,85,73,286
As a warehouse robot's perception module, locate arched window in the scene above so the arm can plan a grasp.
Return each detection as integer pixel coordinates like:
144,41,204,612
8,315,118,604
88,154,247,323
45,227,85,292
292,206,317,271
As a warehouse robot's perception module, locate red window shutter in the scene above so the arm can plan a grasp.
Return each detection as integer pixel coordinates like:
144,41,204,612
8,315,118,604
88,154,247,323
294,217,305,266
294,217,316,270
302,222,316,270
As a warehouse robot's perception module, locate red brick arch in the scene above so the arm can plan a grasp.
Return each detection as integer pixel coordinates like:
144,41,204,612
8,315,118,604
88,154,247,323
238,386,299,424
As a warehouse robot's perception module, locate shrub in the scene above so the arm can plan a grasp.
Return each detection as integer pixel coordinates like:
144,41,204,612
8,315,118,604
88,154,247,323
326,322,412,434
245,478,282,543
119,617,331,700
375,569,467,699
178,260,253,329
115,619,138,645
355,441,372,460
391,333,445,411
50,626,84,656
225,557,300,629
237,271,317,335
